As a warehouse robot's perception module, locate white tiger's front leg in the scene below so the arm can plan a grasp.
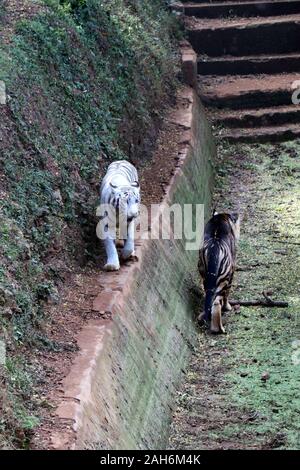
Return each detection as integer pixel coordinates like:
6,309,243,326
121,219,135,260
103,237,120,271
96,211,120,271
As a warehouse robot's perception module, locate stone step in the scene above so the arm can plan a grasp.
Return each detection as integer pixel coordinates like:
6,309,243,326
198,53,300,75
179,1,300,141
183,1,300,18
216,122,300,142
186,15,300,56
199,73,300,109
210,104,300,127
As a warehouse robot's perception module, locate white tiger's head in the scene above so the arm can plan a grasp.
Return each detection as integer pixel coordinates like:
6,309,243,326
110,181,140,221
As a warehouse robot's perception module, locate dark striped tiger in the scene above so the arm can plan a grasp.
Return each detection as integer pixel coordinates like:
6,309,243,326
96,160,140,271
198,211,240,334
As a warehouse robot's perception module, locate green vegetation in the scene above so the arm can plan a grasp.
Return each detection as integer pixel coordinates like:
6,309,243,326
0,0,181,447
170,141,300,450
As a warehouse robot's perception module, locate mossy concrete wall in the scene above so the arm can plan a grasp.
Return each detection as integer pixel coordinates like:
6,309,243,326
52,87,216,450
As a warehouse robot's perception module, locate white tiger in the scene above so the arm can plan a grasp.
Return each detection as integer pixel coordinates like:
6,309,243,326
96,160,140,271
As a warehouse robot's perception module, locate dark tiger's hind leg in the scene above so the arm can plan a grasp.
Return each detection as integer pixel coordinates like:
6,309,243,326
198,283,212,325
222,273,234,312
198,305,210,325
211,295,225,334
222,288,232,312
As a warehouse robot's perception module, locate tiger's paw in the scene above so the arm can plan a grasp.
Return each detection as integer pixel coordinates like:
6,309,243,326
211,325,226,335
121,248,135,260
197,312,207,325
104,262,120,272
223,301,232,312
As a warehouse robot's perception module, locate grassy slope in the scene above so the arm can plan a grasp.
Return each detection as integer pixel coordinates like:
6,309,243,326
0,0,180,448
169,141,300,450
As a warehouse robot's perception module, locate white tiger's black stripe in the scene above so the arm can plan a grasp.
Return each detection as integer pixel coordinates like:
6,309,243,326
100,160,140,209
97,160,141,238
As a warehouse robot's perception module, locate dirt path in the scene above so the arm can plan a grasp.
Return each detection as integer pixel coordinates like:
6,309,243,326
169,140,300,450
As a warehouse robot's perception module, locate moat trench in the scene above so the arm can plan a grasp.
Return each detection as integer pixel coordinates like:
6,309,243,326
33,2,300,446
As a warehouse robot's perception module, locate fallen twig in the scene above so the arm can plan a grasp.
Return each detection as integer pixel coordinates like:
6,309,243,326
236,262,281,272
273,240,300,246
231,299,288,308
231,291,288,308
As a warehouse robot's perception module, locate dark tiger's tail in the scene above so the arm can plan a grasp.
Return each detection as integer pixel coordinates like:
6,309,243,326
203,289,215,321
202,240,222,321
